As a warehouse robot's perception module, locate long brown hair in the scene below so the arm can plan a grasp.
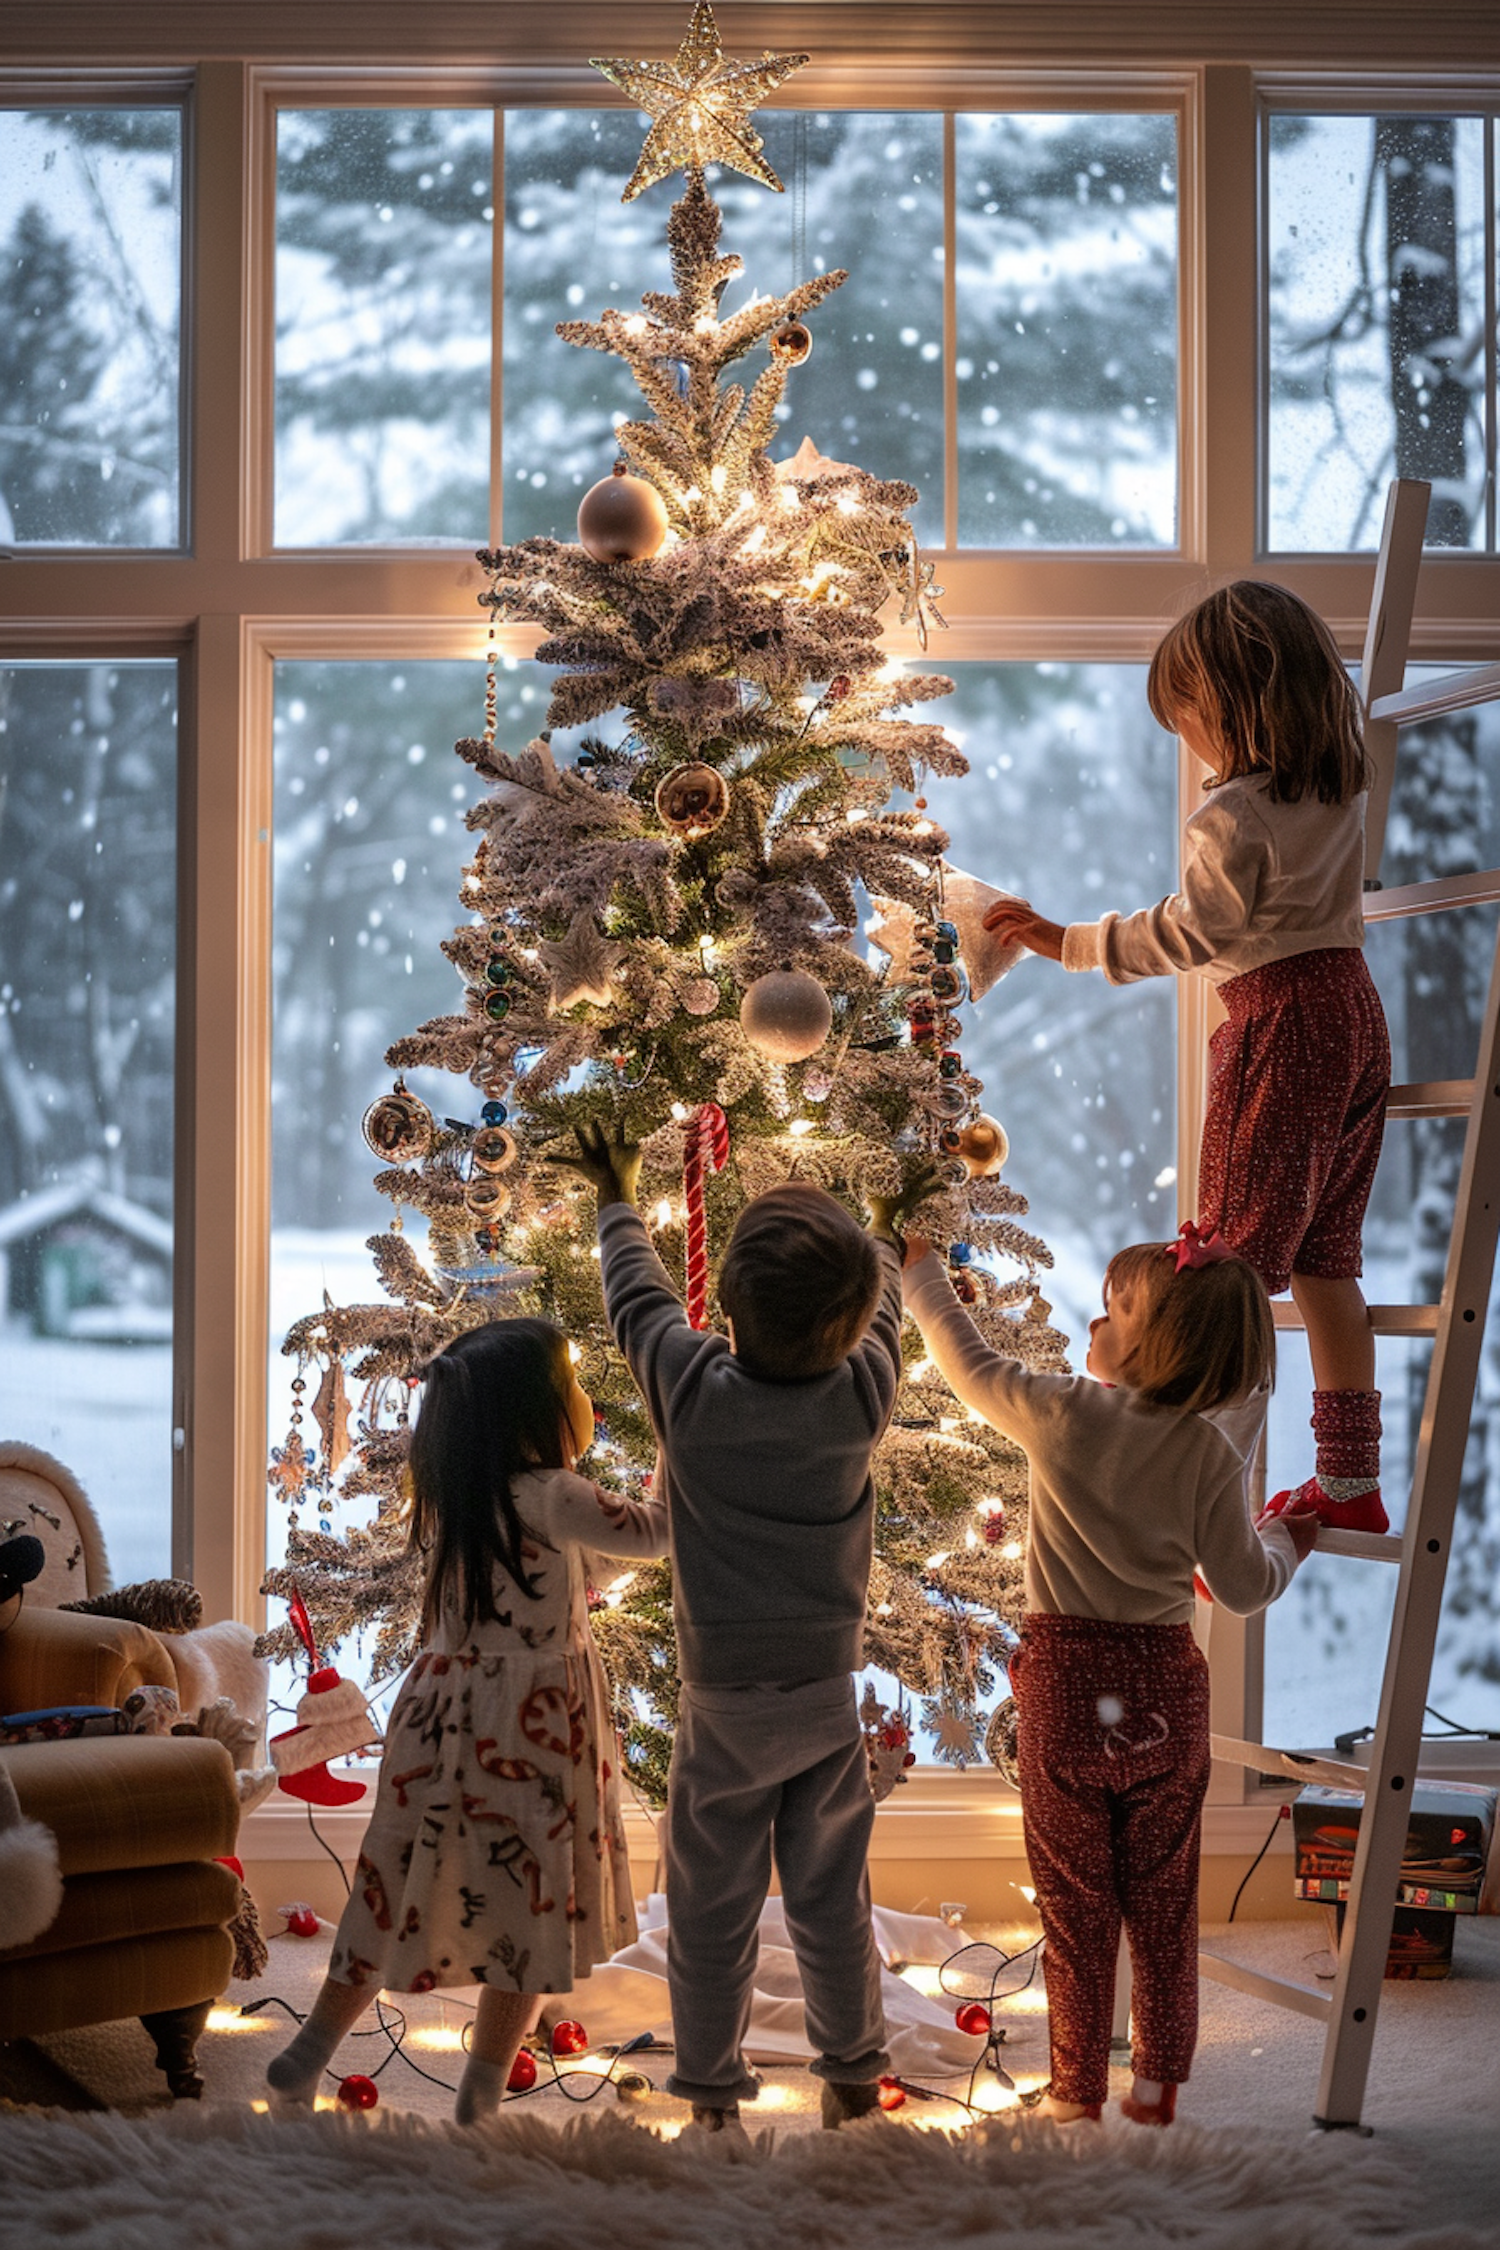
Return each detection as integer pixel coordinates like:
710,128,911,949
1148,580,1369,805
407,1318,576,1641
1103,1240,1275,1417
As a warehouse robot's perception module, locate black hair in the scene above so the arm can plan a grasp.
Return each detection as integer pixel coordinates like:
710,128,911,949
407,1317,577,1640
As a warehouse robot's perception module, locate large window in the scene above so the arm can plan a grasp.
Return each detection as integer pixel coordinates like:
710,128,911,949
0,108,183,548
3,22,1499,1778
0,660,178,1581
1267,110,1498,552
272,103,1180,553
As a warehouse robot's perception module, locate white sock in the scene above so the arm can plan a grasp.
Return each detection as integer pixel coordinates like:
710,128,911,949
454,2057,508,2127
265,1980,367,2106
1132,2076,1164,2105
1042,2094,1095,2121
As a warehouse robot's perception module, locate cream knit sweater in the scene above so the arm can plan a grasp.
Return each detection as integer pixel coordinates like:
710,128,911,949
1061,775,1366,987
904,1250,1300,1627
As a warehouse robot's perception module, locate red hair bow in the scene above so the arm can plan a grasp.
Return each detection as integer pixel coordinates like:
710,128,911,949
1167,1220,1233,1274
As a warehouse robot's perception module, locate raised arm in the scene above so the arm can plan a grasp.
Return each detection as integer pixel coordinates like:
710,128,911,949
849,1240,905,1431
902,1246,1048,1446
543,1471,669,1562
1061,794,1268,985
597,1203,704,1427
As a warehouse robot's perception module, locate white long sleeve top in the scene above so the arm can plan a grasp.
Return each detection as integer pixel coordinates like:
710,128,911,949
903,1250,1301,1626
1061,775,1367,987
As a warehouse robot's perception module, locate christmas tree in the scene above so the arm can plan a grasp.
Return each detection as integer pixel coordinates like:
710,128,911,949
261,3,1070,1803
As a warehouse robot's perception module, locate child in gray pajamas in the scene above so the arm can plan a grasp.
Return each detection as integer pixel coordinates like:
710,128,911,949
561,1122,909,2133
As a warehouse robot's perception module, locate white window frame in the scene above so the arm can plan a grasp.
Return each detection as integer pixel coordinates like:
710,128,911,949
3,18,1500,1820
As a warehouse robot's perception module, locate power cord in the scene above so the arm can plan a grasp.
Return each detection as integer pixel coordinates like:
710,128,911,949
249,1796,662,2107
1228,1804,1291,1923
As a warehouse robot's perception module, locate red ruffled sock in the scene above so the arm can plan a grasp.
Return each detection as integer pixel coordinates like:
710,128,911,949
1264,1389,1387,1534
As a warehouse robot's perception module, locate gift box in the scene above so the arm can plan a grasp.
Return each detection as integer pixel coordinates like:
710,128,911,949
1292,1782,1496,1914
1318,1900,1457,1979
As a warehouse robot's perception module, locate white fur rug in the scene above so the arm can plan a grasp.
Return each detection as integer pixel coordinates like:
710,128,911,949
0,2098,1467,2250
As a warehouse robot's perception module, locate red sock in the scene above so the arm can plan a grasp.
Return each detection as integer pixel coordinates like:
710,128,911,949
1312,1387,1381,1493
1262,1390,1387,1535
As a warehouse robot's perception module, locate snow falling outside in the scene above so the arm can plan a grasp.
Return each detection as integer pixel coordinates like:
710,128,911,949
3,106,1500,1758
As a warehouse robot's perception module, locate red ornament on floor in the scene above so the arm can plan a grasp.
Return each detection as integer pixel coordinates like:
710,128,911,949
877,2077,907,2111
507,2049,539,2093
550,2019,589,2057
337,2074,379,2110
955,2001,992,2038
284,1905,320,1938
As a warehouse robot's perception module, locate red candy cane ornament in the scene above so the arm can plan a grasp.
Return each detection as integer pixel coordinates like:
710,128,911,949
679,1102,730,1330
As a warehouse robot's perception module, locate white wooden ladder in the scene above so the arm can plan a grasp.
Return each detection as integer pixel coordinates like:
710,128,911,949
1196,479,1500,2127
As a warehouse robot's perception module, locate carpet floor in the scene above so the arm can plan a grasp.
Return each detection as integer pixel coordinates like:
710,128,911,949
2,1916,1496,2249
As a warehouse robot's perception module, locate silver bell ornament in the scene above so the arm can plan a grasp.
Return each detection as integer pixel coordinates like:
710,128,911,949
577,461,668,563
740,968,833,1062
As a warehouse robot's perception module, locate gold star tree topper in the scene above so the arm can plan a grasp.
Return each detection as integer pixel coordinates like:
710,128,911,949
591,0,810,203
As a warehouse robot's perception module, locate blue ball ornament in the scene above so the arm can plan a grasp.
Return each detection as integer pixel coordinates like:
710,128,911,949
949,1242,973,1266
481,1100,509,1126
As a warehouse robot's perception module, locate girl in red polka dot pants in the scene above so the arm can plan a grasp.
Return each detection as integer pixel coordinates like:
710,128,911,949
903,1227,1319,2125
984,581,1391,1534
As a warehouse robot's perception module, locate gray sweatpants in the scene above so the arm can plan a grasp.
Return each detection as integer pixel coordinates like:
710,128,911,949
662,1674,891,2107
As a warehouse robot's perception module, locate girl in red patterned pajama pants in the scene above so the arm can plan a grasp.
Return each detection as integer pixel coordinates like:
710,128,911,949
984,580,1392,1534
903,1228,1319,2126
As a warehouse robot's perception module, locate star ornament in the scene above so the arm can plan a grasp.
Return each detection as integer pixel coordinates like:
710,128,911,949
538,911,625,1009
592,1,810,203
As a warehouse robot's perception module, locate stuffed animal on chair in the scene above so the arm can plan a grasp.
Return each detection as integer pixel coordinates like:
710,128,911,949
0,1442,268,1738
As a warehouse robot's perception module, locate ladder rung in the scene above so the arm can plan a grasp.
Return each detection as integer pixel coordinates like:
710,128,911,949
1314,1527,1404,1563
1198,1950,1332,2022
1364,868,1500,920
1272,1302,1439,1335
1386,1079,1475,1119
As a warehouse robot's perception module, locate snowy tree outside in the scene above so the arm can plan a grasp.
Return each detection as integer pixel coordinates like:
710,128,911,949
1268,114,1495,551
0,661,178,1584
0,109,181,547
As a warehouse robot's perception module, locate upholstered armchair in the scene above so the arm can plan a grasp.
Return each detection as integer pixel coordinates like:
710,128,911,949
0,1601,244,2096
0,1446,258,2099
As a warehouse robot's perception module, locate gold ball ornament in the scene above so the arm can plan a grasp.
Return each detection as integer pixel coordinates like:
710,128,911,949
739,968,832,1062
769,320,812,367
577,461,668,563
954,1114,1009,1178
361,1084,434,1165
465,1176,513,1222
472,1124,517,1173
654,761,730,840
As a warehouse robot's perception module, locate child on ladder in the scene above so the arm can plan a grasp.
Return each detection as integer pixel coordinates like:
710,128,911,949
902,1222,1320,2124
983,580,1391,1533
266,1318,666,2125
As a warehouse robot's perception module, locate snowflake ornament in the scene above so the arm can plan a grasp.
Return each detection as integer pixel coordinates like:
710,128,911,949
921,1698,984,1768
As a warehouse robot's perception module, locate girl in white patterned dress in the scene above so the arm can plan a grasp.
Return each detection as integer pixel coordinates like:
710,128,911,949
267,1317,666,2125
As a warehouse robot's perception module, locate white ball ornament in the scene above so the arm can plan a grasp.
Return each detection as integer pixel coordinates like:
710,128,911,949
739,968,833,1062
577,461,668,563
